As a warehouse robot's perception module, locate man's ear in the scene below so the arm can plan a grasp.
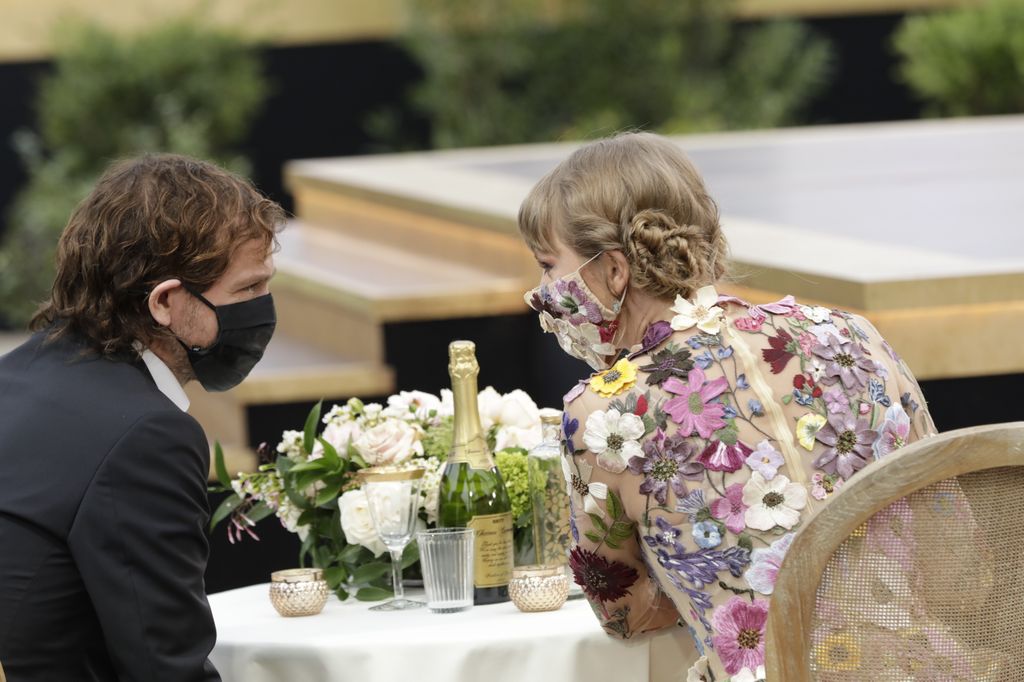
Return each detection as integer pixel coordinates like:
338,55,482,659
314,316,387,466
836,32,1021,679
603,250,631,299
148,279,183,328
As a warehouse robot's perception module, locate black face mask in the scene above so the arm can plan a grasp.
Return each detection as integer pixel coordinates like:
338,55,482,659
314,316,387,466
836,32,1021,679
178,285,277,392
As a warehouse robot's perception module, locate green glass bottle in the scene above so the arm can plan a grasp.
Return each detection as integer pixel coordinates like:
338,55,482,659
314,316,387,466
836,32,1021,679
437,340,513,605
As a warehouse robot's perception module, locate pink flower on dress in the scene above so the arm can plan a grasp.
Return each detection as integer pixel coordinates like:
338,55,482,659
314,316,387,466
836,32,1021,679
710,483,747,534
810,472,844,500
874,404,911,459
797,332,816,356
744,532,795,595
696,439,752,473
711,596,770,675
663,367,729,439
734,316,764,332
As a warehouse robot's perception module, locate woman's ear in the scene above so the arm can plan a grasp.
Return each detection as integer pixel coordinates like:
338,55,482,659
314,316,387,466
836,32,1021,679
148,279,183,328
603,250,632,299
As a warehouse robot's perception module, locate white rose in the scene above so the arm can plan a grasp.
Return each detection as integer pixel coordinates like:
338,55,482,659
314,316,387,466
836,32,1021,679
320,419,362,457
498,389,540,429
382,390,443,423
494,425,543,451
338,489,386,556
476,386,504,431
437,389,455,418
353,419,423,466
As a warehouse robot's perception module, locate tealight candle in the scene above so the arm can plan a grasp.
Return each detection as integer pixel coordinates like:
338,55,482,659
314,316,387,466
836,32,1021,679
508,564,570,613
269,568,329,617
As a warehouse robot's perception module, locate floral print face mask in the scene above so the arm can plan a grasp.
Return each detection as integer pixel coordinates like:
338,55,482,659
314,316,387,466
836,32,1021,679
523,252,627,371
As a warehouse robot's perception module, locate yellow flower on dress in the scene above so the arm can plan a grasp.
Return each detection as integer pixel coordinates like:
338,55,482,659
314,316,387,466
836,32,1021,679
796,413,827,451
588,358,638,398
813,631,862,672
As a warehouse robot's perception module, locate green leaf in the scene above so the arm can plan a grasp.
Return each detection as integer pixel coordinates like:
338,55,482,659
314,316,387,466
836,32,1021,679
333,585,350,601
246,501,273,524
610,521,635,540
606,489,624,521
587,512,608,533
288,459,327,474
302,399,324,455
339,542,367,563
292,470,325,492
401,541,420,569
209,493,241,531
781,393,793,405
213,441,232,489
738,534,754,552
355,586,393,602
298,532,316,567
284,485,313,511
317,437,342,470
351,561,391,584
323,566,348,589
315,486,340,508
584,530,602,544
605,537,622,550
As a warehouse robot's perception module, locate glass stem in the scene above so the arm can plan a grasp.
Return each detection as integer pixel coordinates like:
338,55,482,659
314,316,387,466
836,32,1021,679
390,548,404,601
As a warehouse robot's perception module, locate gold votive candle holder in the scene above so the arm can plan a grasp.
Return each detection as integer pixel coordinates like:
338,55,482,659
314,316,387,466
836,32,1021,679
269,568,329,617
509,564,570,613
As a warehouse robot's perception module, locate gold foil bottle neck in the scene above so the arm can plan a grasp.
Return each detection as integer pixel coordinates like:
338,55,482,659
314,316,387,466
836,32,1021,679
449,340,480,379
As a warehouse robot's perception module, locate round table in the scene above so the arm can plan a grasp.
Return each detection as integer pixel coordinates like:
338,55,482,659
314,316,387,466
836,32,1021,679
208,583,696,682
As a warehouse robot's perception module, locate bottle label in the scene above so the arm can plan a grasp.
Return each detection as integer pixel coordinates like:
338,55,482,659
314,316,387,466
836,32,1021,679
467,512,513,588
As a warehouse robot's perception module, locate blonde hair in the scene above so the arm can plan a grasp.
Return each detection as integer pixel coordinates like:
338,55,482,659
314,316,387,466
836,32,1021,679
518,131,727,299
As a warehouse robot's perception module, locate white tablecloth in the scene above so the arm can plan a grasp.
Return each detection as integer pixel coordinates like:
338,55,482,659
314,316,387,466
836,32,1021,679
209,584,696,682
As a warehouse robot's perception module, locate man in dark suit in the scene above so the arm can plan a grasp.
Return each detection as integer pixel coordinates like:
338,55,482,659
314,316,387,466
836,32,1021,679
0,154,283,681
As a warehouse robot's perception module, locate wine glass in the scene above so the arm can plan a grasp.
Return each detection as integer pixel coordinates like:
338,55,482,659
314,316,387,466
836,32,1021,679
359,466,426,611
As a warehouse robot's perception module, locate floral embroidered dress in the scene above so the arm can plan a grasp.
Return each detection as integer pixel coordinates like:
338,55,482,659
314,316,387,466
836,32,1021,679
560,286,937,681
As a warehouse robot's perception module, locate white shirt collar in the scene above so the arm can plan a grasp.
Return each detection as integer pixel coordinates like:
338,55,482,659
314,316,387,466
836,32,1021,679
140,349,190,412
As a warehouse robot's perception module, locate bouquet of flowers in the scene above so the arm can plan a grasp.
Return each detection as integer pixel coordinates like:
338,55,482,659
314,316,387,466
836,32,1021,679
210,387,545,600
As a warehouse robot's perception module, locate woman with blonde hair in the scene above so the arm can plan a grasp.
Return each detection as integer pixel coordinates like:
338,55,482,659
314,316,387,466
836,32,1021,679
519,132,937,679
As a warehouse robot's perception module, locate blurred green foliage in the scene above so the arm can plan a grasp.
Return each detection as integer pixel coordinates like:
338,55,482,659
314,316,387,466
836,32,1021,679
894,0,1024,116
0,19,268,328
368,0,833,149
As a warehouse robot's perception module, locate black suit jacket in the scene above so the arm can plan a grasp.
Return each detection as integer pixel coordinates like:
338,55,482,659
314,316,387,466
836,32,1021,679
0,331,220,681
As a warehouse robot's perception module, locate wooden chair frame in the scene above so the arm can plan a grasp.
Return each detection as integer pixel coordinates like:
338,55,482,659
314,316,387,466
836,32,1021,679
765,422,1024,681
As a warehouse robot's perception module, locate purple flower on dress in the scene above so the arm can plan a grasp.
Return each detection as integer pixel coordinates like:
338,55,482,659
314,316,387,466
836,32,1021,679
697,439,753,473
553,279,603,325
744,532,795,595
813,411,879,480
627,429,698,505
717,346,734,360
823,388,849,415
747,399,764,417
663,368,729,439
710,483,748,534
562,411,580,455
635,320,674,356
676,489,709,523
874,404,910,460
736,374,750,390
563,380,587,404
745,440,784,480
811,334,877,390
694,351,714,369
687,336,704,350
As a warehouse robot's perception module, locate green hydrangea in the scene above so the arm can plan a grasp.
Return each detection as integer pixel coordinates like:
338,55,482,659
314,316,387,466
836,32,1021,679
495,448,531,528
421,416,454,461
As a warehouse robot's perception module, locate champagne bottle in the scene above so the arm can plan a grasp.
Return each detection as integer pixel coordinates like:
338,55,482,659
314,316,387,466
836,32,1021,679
438,340,513,605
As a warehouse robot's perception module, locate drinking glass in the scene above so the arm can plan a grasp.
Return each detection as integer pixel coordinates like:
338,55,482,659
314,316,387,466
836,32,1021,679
359,467,426,611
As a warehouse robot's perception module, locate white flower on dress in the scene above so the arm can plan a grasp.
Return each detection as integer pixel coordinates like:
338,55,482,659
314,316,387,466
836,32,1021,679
338,489,386,557
744,532,795,595
800,305,832,324
561,455,609,515
742,472,807,531
582,408,646,473
670,285,724,334
808,322,842,345
731,665,766,682
353,419,422,466
686,657,712,682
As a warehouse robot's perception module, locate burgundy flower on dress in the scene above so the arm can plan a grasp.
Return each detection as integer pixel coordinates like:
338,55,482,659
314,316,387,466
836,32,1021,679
711,596,770,675
569,546,639,602
761,330,796,374
710,483,748,534
813,411,879,480
811,333,877,390
632,320,674,357
628,429,699,505
663,367,729,438
697,439,753,473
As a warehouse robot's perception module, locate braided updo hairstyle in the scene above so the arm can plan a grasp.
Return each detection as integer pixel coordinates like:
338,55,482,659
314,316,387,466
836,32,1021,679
518,131,727,299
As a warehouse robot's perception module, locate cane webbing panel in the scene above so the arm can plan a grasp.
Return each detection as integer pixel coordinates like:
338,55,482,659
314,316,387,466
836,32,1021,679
809,467,1024,681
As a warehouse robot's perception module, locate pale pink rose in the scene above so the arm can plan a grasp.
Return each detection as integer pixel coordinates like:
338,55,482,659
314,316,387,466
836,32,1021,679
353,419,422,466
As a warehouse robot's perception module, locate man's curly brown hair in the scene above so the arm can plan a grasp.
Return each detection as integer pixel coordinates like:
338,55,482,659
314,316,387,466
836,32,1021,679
31,153,285,357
